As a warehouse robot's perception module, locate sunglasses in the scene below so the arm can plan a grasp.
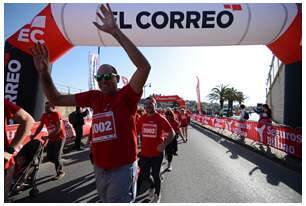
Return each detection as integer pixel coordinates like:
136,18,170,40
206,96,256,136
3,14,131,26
95,73,119,81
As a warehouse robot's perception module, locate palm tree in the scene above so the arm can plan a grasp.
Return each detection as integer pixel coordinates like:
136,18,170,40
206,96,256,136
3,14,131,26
207,84,228,110
224,87,238,116
236,91,247,105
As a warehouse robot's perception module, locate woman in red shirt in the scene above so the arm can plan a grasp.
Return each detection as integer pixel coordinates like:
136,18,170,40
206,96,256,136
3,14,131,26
179,109,189,141
137,97,175,203
164,109,185,171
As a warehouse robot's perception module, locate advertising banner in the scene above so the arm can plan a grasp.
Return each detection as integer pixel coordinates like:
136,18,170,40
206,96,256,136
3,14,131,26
192,115,302,158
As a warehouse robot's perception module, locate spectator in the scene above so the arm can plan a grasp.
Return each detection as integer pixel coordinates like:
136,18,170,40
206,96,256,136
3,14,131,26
254,104,272,124
137,97,175,203
31,101,66,180
4,99,34,202
238,104,248,141
69,106,88,150
239,104,247,121
31,3,150,203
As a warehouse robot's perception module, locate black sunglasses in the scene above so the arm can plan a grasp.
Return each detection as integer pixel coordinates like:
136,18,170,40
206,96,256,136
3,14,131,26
95,73,119,81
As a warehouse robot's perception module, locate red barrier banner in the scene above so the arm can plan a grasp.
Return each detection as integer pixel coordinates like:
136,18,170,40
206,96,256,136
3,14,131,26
6,118,93,153
264,124,302,158
83,119,92,137
224,119,259,142
213,118,226,129
6,119,79,149
6,122,48,153
63,119,75,144
192,115,302,158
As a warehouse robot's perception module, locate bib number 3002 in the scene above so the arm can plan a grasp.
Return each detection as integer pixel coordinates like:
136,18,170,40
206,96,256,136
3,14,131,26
92,111,117,143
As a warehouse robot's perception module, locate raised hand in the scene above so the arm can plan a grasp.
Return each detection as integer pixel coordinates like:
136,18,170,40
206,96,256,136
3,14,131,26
93,3,118,35
4,152,12,162
30,43,50,74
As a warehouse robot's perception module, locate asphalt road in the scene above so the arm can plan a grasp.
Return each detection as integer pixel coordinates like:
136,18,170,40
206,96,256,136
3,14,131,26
11,126,302,203
161,125,301,203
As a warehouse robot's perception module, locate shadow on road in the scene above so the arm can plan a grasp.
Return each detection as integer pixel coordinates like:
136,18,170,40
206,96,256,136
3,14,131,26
35,175,54,186
191,124,302,195
61,148,91,167
15,172,99,203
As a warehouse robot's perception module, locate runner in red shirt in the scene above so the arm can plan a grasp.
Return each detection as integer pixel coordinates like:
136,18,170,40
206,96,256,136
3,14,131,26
31,4,151,203
179,109,189,141
173,108,180,121
31,101,66,180
137,97,175,203
164,109,185,172
4,99,34,202
136,106,145,146
186,109,192,124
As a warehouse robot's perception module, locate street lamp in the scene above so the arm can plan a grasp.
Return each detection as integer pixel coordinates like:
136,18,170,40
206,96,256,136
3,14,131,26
143,83,151,98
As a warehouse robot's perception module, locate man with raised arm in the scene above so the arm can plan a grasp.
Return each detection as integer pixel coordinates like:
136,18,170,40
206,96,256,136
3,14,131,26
31,3,151,203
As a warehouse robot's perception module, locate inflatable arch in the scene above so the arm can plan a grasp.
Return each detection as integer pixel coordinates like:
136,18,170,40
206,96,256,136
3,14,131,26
4,3,301,119
154,95,186,108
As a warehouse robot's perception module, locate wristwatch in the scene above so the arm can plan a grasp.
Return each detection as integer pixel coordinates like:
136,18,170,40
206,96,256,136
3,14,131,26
7,146,15,154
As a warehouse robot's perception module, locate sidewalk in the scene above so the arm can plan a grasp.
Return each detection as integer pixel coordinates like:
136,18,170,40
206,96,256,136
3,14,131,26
191,120,302,173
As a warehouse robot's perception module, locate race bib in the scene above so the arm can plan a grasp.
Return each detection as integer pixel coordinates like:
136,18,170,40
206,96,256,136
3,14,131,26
142,123,157,138
92,111,117,143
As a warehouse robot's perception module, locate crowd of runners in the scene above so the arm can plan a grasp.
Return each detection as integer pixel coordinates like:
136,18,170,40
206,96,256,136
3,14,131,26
4,4,192,203
4,2,276,203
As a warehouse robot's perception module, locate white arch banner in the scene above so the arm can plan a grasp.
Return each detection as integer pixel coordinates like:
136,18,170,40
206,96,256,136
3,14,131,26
5,3,301,117
52,3,297,47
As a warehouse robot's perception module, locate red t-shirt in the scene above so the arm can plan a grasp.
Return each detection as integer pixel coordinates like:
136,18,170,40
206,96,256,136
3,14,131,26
174,111,180,121
135,113,141,126
40,111,65,142
169,119,180,133
75,84,141,169
162,119,180,140
4,99,21,170
179,114,189,126
137,113,173,157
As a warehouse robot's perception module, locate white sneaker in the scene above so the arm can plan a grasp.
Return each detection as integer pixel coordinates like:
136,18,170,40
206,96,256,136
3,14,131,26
150,194,161,203
166,163,172,172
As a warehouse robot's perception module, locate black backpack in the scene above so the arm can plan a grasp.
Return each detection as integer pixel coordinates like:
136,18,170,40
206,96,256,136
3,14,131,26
68,112,76,125
244,111,249,120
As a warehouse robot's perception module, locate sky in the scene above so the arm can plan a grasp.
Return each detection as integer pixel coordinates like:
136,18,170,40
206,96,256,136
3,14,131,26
4,2,276,106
